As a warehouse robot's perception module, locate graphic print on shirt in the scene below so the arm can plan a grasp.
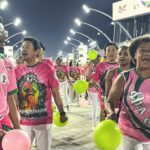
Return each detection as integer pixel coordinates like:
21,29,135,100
56,69,65,80
69,69,79,80
17,72,47,119
129,91,146,116
123,74,150,139
0,73,7,84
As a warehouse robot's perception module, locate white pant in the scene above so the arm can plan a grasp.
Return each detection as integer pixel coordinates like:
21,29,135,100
88,91,99,128
21,124,52,150
68,82,80,105
117,135,150,150
59,81,69,106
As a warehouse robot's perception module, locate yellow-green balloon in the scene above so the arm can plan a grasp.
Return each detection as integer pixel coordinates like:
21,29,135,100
73,80,89,94
88,50,98,60
52,104,56,112
94,120,122,150
53,111,68,127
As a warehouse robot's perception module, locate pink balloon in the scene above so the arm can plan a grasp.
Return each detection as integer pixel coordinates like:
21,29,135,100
79,100,89,108
2,129,31,150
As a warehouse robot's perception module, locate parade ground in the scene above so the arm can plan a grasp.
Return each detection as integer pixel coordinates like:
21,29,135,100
31,103,99,150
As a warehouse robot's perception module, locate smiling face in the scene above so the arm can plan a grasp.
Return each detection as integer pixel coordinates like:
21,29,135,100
105,45,118,63
135,42,150,70
21,41,39,62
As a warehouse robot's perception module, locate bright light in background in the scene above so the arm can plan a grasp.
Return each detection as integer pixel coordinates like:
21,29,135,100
22,30,27,35
70,29,76,35
58,50,62,56
89,41,97,47
82,4,90,13
6,40,10,43
67,36,71,41
0,0,8,10
88,39,91,43
14,18,21,26
74,18,82,26
111,21,115,25
64,40,68,45
97,32,100,36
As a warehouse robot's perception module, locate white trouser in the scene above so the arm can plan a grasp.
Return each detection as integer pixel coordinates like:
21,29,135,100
21,124,52,150
59,81,69,106
68,82,74,103
117,135,150,150
68,82,80,105
88,91,99,128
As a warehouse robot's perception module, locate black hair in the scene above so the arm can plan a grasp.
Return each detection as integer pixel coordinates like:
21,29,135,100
104,42,118,52
69,60,73,67
39,42,45,51
56,56,63,62
119,45,128,50
23,37,41,51
129,36,150,63
76,62,79,67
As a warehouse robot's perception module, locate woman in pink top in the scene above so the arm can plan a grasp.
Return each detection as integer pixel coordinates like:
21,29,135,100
87,55,101,130
106,36,150,149
105,46,132,120
0,18,20,149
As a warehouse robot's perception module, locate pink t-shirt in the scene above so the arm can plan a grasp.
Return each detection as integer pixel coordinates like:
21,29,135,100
15,62,59,125
86,65,99,93
69,66,80,81
54,64,68,82
92,62,118,82
42,58,53,67
119,69,150,142
0,55,17,117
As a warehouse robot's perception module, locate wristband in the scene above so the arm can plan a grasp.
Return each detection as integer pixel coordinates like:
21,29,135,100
60,111,66,116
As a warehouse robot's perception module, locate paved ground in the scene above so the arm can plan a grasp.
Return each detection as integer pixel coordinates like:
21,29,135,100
31,103,99,150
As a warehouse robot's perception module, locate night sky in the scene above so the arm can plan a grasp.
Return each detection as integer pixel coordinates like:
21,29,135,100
1,0,115,58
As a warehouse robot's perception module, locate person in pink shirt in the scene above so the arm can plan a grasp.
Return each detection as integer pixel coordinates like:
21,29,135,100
105,46,132,120
68,60,80,105
92,42,118,121
0,17,20,149
38,42,54,67
55,57,71,111
87,55,101,130
15,37,67,150
106,36,150,149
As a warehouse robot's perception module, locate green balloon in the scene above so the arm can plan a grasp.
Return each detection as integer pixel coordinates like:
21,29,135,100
88,50,98,60
94,120,122,150
52,104,56,112
53,111,68,127
73,80,89,94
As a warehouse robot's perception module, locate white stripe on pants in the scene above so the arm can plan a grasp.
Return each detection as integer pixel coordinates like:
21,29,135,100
88,91,99,128
59,81,69,106
117,135,150,150
21,124,52,150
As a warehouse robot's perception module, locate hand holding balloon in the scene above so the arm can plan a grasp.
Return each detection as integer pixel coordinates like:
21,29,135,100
94,120,122,150
53,111,68,127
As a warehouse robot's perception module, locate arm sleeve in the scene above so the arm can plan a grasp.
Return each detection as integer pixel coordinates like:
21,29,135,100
48,67,59,89
6,60,18,95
